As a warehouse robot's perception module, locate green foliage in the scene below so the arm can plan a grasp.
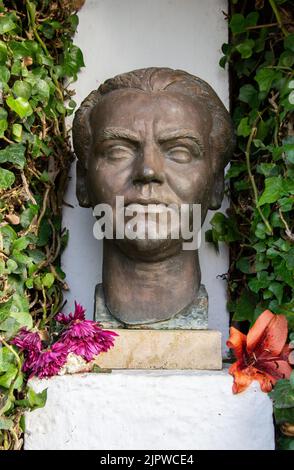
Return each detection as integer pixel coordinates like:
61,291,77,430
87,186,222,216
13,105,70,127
210,1,294,326
270,371,294,426
0,0,84,450
209,0,294,449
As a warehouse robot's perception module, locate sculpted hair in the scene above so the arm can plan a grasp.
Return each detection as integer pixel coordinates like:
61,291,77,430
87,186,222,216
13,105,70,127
73,67,234,172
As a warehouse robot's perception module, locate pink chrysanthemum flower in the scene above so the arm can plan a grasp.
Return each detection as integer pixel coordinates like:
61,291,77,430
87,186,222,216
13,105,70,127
56,302,86,325
11,328,42,373
64,337,104,362
12,328,41,353
29,341,68,379
12,302,117,378
57,301,118,362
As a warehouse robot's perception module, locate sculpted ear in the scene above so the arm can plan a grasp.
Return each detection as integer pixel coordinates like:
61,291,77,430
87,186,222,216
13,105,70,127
209,169,225,210
76,160,91,208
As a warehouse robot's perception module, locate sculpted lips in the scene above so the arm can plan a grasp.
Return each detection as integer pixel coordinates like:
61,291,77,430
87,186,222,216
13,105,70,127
124,199,179,215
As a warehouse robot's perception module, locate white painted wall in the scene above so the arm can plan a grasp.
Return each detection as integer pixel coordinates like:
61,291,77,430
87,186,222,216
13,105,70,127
62,0,230,353
25,370,275,450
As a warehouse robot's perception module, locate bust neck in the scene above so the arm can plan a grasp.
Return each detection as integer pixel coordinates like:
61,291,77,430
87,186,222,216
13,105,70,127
102,240,200,325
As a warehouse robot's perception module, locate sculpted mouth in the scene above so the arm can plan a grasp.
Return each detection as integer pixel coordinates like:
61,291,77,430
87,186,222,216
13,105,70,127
125,199,168,206
124,200,179,215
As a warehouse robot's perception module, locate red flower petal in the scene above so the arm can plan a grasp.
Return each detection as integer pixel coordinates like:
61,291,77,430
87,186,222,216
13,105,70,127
252,370,274,393
259,359,292,382
228,362,254,394
226,327,247,360
246,310,274,353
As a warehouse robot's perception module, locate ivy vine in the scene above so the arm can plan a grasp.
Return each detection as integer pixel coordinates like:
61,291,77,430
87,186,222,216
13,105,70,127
206,0,294,449
0,0,84,449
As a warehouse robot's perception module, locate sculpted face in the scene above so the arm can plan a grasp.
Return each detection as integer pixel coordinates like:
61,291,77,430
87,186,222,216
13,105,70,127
86,89,214,258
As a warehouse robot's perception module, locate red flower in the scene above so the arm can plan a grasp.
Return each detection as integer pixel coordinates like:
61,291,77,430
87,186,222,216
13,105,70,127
227,310,292,394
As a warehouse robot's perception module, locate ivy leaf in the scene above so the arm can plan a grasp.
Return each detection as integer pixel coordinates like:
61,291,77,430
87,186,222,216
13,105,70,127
274,407,294,425
0,143,26,168
12,236,30,251
236,39,255,59
20,204,38,228
0,167,15,189
278,197,293,212
6,258,18,274
245,11,259,27
0,16,16,34
68,14,79,32
27,387,47,410
258,176,285,206
0,40,8,65
33,79,50,102
268,282,284,304
0,119,8,137
42,272,55,288
0,294,32,338
12,123,22,142
0,416,14,431
0,65,10,83
12,80,32,100
6,96,33,119
237,117,251,137
238,84,259,107
9,40,38,60
0,225,17,254
60,43,85,78
233,289,258,322
256,163,279,177
10,310,33,330
284,33,294,53
0,364,18,388
279,51,294,68
236,257,253,274
226,162,247,178
255,68,278,93
0,298,14,323
229,14,246,34
0,347,15,373
269,379,294,409
248,271,275,293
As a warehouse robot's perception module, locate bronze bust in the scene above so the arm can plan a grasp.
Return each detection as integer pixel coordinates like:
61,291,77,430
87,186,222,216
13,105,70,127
73,67,234,326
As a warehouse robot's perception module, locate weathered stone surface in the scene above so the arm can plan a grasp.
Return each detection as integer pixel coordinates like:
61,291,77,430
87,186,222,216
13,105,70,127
94,283,208,329
93,329,221,370
24,368,275,450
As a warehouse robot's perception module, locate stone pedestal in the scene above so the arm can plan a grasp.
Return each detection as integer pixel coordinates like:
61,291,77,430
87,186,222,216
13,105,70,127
24,368,275,450
94,283,208,329
94,329,222,369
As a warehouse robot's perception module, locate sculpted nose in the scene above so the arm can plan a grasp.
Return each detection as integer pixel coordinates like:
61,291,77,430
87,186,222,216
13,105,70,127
133,145,164,185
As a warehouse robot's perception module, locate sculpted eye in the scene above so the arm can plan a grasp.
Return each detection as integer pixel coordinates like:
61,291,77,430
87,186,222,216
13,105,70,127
104,144,136,160
166,146,192,163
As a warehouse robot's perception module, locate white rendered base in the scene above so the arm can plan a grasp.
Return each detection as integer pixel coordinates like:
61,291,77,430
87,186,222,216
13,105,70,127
24,368,275,450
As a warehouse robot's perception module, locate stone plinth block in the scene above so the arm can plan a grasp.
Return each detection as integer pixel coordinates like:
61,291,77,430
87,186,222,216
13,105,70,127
24,369,275,450
94,329,221,370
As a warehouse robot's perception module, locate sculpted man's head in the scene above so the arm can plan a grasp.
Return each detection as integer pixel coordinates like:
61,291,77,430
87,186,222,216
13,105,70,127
73,67,234,324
